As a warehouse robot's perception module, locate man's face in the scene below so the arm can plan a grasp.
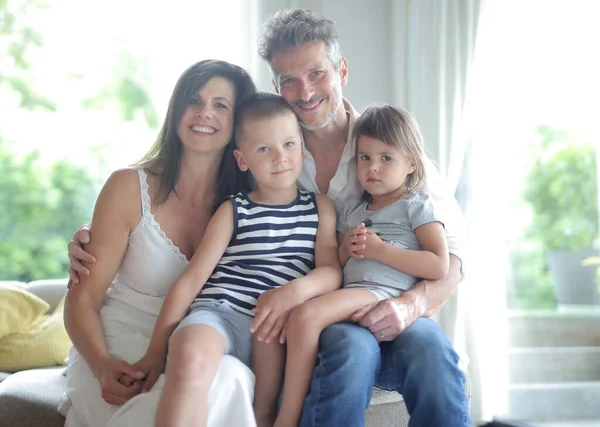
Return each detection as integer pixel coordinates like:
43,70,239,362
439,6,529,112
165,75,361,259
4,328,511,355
271,41,348,131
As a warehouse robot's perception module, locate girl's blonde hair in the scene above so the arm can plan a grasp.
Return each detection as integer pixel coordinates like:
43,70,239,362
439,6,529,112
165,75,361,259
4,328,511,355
352,105,427,195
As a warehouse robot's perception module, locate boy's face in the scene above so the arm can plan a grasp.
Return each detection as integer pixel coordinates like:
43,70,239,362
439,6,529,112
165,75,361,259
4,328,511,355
234,113,304,191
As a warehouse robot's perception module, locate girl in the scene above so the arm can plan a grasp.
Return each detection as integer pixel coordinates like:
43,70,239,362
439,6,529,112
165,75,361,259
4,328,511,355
272,105,449,427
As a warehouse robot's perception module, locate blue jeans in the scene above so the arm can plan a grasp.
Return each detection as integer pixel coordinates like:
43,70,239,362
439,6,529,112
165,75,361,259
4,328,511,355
299,318,471,427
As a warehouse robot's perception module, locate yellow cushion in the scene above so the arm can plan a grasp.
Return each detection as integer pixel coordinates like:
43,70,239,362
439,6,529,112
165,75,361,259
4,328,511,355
0,296,72,372
0,286,50,339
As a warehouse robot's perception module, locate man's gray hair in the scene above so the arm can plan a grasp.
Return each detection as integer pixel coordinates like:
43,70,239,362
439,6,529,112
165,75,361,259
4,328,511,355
259,9,343,78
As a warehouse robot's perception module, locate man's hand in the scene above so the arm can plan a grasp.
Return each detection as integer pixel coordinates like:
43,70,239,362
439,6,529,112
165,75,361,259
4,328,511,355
250,285,302,344
67,225,96,287
351,291,426,342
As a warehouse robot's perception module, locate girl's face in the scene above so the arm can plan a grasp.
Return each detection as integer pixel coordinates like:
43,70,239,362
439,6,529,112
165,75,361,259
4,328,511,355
178,76,236,155
357,135,416,201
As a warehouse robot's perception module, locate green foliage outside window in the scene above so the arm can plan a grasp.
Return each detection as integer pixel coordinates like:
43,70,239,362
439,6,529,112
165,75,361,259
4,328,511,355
508,126,598,309
0,0,157,282
0,140,101,281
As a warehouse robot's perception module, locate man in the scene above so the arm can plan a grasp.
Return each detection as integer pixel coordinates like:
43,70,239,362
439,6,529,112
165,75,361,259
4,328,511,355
258,9,470,427
68,9,469,427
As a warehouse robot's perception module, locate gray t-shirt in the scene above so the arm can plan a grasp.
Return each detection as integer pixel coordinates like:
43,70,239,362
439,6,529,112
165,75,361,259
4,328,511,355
336,191,444,299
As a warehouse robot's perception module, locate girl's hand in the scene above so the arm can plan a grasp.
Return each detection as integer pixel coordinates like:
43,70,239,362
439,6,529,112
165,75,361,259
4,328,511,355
93,356,145,406
132,351,166,393
354,230,384,259
343,223,369,258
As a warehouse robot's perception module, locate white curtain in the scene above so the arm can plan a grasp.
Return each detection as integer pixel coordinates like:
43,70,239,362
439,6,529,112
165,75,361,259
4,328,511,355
243,0,491,422
389,2,493,422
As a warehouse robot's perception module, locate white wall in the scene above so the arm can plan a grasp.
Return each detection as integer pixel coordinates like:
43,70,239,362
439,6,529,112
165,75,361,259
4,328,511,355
250,0,396,112
321,0,394,111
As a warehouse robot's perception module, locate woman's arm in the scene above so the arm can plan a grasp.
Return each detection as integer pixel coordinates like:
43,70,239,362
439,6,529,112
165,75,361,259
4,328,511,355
370,221,449,280
145,201,235,356
64,169,142,377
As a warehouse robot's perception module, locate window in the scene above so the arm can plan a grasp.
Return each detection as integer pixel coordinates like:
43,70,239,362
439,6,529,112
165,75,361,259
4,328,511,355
467,1,600,423
0,0,245,281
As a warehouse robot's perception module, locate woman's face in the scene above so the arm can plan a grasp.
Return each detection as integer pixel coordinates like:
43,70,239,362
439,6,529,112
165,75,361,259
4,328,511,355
178,76,237,155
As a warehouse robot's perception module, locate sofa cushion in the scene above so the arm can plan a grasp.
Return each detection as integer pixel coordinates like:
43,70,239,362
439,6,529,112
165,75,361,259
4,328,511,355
0,367,65,427
0,285,50,339
0,297,71,373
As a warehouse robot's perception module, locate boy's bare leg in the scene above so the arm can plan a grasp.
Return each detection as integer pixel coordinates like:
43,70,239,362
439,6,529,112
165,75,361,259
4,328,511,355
155,325,226,427
252,337,286,427
275,289,378,427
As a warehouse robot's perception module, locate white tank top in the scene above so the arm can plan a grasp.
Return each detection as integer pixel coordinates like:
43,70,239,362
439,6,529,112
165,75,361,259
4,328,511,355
102,169,190,317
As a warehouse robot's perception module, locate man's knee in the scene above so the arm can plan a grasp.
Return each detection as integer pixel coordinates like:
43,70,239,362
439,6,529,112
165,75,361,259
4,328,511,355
318,323,380,373
391,318,460,375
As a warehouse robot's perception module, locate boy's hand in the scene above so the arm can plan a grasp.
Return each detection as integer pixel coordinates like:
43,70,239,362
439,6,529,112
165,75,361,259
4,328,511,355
132,351,166,393
251,285,302,343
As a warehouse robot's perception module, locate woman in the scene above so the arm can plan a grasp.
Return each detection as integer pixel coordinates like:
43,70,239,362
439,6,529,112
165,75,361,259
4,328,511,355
63,59,257,427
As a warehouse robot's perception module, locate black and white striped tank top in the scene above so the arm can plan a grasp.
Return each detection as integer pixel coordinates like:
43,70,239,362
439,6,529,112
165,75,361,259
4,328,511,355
195,190,319,316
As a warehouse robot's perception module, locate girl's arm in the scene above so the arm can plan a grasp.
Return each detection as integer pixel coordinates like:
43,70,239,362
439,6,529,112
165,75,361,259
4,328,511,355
64,169,142,378
145,200,235,356
368,221,449,280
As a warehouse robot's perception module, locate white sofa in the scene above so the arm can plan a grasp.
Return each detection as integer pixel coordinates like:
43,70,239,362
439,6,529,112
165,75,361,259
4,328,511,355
0,279,409,427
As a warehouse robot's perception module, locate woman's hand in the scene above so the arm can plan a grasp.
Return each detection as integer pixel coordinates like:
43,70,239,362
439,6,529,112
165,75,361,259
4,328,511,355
132,351,166,393
93,356,145,406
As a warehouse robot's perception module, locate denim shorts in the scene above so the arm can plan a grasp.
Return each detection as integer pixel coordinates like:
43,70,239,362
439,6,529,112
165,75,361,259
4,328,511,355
173,299,254,367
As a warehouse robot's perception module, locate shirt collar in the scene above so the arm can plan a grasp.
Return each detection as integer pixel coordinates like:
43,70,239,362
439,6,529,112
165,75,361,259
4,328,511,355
340,98,359,164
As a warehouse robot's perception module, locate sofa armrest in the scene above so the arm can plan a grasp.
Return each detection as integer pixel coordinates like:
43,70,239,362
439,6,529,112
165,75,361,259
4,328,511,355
23,280,68,313
0,368,66,427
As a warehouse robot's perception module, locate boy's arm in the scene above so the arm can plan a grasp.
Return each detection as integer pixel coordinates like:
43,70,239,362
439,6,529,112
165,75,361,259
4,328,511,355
251,194,342,342
146,200,234,355
337,232,351,266
371,221,449,280
287,194,342,301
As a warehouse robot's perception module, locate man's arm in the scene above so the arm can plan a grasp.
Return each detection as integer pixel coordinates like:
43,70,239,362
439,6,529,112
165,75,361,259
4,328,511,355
353,254,462,341
68,225,95,284
397,253,462,319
